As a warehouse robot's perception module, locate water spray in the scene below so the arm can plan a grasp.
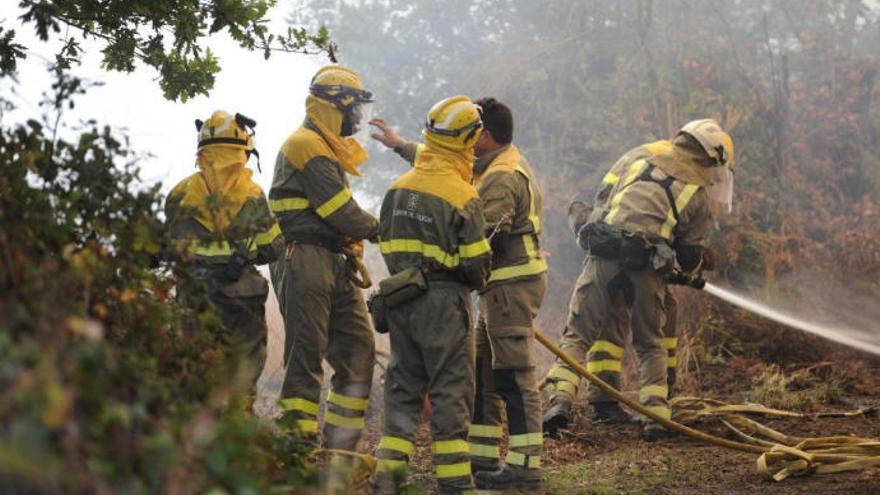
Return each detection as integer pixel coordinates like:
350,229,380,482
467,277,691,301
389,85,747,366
701,282,880,357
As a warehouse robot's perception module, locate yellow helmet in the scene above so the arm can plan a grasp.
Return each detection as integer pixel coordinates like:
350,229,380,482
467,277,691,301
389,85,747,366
679,118,734,169
423,95,483,151
196,110,257,153
309,65,374,109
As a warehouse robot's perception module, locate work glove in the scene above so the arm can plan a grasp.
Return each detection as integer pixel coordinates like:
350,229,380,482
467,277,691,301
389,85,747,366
222,251,249,282
344,238,365,259
568,200,593,236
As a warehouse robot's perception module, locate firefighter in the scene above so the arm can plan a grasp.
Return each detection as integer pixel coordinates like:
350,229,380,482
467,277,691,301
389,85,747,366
543,140,682,435
371,96,491,494
268,65,378,451
165,110,283,393
545,120,733,440
373,99,547,489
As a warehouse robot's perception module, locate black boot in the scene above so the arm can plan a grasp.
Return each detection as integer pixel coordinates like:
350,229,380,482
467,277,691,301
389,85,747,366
474,465,542,491
542,394,572,438
591,402,632,424
640,421,677,442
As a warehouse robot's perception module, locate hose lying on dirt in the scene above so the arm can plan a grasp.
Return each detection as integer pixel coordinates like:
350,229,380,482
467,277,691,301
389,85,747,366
535,329,880,481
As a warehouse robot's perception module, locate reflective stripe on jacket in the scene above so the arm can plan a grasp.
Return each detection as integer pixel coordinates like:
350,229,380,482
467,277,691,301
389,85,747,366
473,144,547,285
269,120,378,246
380,143,491,291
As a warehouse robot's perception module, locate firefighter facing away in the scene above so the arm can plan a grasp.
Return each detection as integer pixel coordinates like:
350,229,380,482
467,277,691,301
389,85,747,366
268,65,379,451
372,97,548,490
546,119,733,440
165,110,283,393
371,96,492,494
543,139,684,435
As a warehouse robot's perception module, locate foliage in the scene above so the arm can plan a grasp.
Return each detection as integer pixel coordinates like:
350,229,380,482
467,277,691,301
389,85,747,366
749,364,847,410
0,72,315,493
6,0,330,101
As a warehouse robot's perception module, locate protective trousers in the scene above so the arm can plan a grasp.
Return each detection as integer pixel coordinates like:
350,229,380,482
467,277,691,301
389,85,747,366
210,292,268,391
547,257,670,421
270,244,375,450
375,282,476,494
470,275,545,476
544,280,678,402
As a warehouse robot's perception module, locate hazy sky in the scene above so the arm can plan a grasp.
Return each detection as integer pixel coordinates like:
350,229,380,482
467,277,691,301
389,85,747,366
1,3,323,194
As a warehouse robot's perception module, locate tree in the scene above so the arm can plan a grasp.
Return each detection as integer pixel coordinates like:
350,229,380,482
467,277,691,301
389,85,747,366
4,0,331,101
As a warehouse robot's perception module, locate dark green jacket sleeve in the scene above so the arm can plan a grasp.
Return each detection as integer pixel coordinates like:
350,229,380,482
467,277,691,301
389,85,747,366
300,155,379,240
457,198,492,291
393,141,419,166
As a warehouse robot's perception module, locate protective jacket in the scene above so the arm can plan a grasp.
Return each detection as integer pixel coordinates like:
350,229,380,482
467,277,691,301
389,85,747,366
472,144,547,286
592,136,713,269
166,147,283,296
269,95,378,248
380,143,491,289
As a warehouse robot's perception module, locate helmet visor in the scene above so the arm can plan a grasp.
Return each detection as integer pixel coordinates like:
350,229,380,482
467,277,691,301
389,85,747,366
346,102,374,145
707,166,734,216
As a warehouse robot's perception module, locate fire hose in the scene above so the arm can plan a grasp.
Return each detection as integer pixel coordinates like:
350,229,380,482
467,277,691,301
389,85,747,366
534,330,880,481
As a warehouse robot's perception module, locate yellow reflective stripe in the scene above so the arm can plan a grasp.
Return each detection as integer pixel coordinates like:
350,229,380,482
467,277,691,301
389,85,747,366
189,241,236,257
279,397,319,416
667,356,678,368
488,257,548,282
327,391,369,411
586,359,622,373
324,411,365,429
662,337,678,349
489,235,548,282
459,238,491,258
547,366,579,385
433,439,469,455
255,223,282,246
468,424,503,438
602,172,620,186
644,405,671,421
316,188,352,218
378,436,415,456
377,459,407,472
660,184,699,240
589,340,624,359
516,164,541,233
269,197,310,212
380,238,459,268
296,419,318,433
605,159,648,223
414,143,425,163
436,462,471,479
468,442,500,459
506,451,541,468
555,380,577,397
640,385,669,402
509,432,543,448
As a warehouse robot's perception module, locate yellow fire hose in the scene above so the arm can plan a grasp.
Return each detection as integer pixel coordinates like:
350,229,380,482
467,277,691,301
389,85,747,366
534,329,880,481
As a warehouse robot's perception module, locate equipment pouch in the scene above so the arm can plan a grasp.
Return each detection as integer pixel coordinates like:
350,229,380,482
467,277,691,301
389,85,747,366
619,231,652,270
367,291,388,334
378,266,428,308
584,222,623,258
